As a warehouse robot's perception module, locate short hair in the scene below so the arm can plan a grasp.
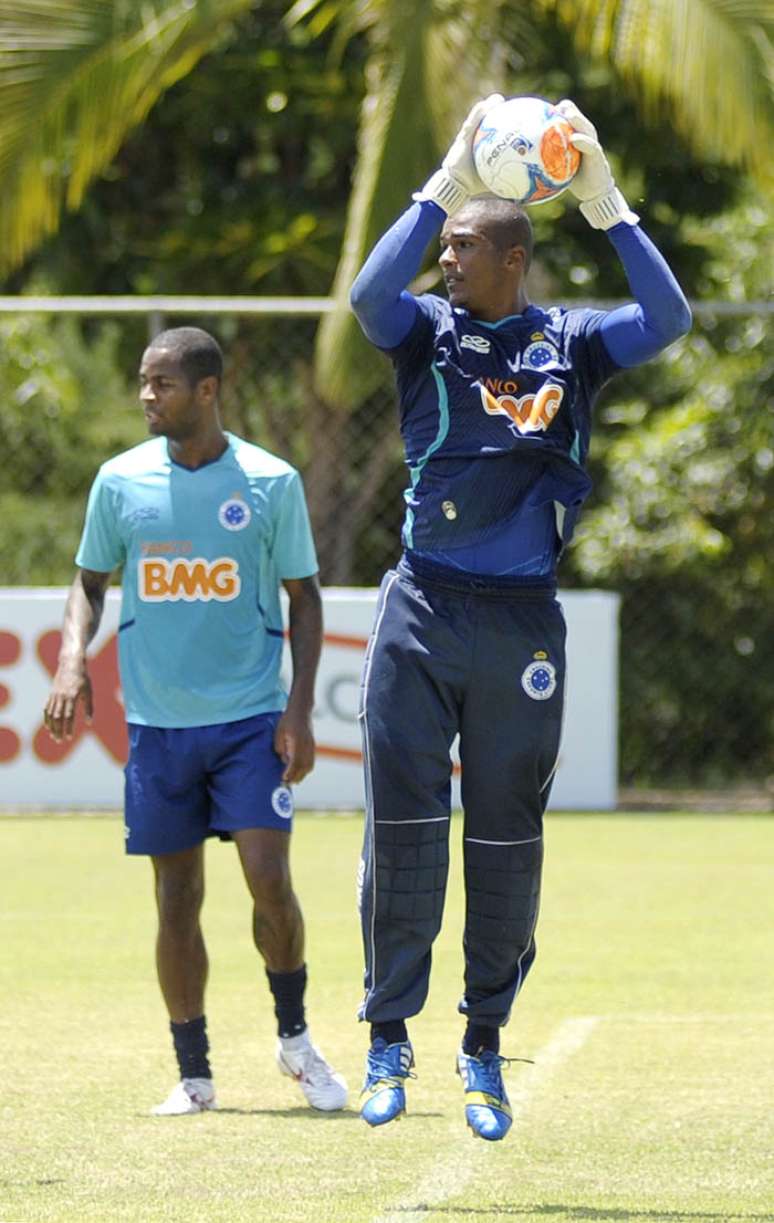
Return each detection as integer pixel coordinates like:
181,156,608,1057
460,196,534,271
147,327,223,386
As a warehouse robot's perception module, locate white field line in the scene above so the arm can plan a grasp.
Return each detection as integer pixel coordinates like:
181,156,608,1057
601,1012,774,1023
371,1015,600,1223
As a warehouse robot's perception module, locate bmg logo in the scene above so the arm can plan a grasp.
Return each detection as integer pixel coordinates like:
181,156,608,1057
139,557,241,602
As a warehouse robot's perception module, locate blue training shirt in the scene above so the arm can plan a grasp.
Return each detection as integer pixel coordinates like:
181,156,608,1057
388,294,617,564
350,200,691,576
75,432,317,728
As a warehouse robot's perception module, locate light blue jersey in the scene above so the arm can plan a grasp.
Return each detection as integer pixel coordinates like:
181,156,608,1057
76,433,317,728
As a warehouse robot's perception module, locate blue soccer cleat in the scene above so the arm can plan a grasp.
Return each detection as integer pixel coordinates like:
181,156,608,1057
360,1038,414,1126
456,1048,513,1141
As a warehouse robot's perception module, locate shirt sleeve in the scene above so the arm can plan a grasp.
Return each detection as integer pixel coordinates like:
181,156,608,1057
74,469,126,572
598,223,692,367
349,200,446,349
272,471,319,580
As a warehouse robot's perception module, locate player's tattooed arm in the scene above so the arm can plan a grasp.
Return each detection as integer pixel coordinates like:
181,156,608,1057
275,575,323,784
44,568,112,742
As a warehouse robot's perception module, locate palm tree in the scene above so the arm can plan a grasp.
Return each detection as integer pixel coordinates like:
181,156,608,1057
294,0,774,406
0,0,256,275
2,0,771,292
287,0,773,579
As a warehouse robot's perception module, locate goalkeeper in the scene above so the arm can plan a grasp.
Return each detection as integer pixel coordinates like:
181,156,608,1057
350,96,691,1140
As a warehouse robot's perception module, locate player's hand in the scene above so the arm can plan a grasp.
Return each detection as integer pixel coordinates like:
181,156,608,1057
274,707,315,785
414,94,504,216
556,99,639,230
43,663,93,742
556,100,613,200
442,94,504,195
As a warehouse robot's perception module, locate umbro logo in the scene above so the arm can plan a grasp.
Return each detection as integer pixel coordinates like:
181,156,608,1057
461,334,491,354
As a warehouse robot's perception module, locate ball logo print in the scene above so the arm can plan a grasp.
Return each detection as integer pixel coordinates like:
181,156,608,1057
473,97,580,205
218,498,251,531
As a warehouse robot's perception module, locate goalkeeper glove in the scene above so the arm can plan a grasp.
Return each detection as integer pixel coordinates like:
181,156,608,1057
556,99,639,230
414,94,504,216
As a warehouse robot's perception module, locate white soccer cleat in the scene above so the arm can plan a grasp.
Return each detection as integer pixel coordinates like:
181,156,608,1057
277,1032,348,1111
151,1076,217,1116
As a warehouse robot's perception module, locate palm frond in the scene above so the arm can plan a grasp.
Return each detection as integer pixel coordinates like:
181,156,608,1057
312,0,510,407
548,0,774,183
311,0,436,406
0,0,254,275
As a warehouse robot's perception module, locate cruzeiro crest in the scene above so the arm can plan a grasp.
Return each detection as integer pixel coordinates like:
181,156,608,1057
521,650,557,701
271,786,294,819
218,496,251,531
522,331,560,371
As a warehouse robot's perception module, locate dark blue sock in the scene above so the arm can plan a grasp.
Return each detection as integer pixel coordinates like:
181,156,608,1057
170,1015,211,1079
463,1023,500,1056
266,964,307,1038
371,1020,408,1046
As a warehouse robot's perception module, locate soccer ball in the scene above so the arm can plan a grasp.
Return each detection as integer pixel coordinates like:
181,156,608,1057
473,96,581,205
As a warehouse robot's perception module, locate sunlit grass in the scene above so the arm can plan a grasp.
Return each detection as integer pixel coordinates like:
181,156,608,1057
1,812,772,1222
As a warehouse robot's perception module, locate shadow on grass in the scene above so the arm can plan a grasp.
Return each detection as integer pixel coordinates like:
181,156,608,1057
392,1206,774,1221
141,1106,446,1120
210,1106,445,1120
212,1105,361,1119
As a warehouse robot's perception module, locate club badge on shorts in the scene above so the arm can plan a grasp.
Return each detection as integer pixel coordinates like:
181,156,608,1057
271,785,294,819
521,650,557,701
218,497,251,531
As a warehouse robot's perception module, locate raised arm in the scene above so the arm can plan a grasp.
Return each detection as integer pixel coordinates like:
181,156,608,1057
349,201,444,348
600,224,692,366
350,94,504,348
558,99,692,366
43,568,112,741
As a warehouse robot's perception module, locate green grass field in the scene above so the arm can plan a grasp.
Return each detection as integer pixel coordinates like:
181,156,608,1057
1,812,772,1223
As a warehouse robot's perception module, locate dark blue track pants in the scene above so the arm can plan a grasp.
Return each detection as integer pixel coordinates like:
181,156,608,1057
358,559,566,1028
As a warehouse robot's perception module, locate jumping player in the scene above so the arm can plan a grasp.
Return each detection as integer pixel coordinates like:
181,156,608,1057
43,327,347,1116
350,97,691,1139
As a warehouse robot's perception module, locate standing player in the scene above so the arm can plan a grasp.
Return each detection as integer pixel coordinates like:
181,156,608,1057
43,326,347,1116
350,97,691,1139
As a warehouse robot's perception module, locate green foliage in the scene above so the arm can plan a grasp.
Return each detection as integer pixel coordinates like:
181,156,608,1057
0,0,257,275
547,0,774,184
561,199,774,785
2,3,365,300
0,3,771,787
0,314,141,581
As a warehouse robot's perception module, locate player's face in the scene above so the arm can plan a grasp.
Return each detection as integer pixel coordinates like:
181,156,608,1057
138,348,210,440
438,218,524,319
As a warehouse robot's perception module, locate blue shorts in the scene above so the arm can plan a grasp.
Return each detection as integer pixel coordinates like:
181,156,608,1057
123,712,294,855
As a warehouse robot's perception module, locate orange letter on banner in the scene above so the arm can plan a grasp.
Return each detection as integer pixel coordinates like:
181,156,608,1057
0,630,22,763
33,631,128,764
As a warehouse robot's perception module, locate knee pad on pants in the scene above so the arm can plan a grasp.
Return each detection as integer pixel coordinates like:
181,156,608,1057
373,817,449,923
464,837,542,942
